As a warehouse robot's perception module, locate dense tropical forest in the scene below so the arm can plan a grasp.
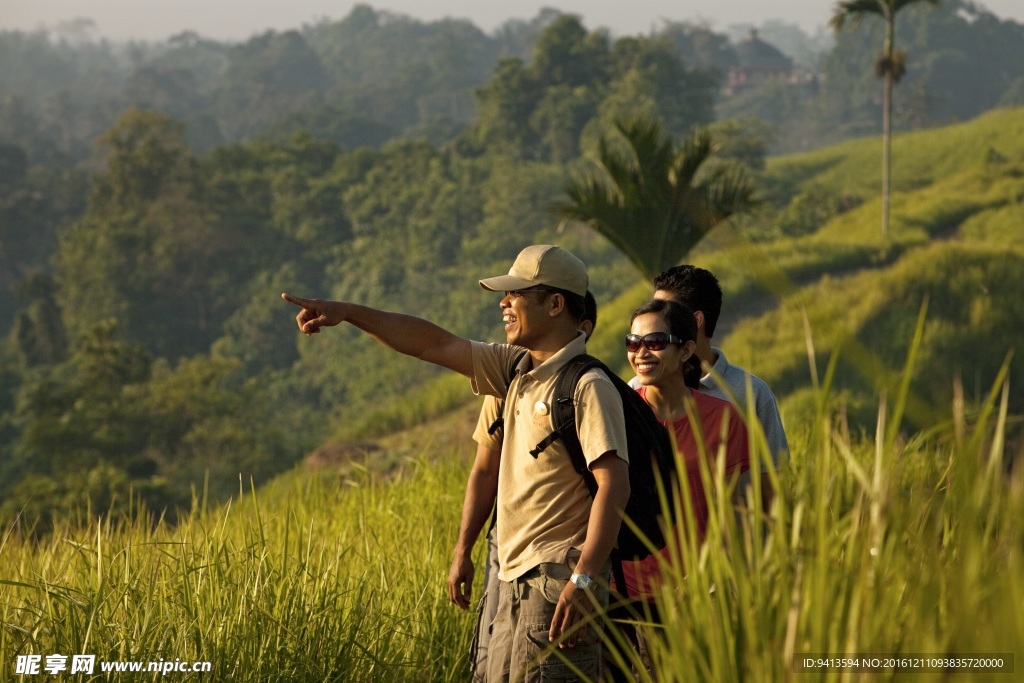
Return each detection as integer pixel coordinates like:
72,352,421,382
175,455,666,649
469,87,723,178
0,0,1022,532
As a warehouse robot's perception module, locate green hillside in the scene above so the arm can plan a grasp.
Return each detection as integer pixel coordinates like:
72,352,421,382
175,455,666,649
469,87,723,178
761,106,1024,206
609,107,1024,437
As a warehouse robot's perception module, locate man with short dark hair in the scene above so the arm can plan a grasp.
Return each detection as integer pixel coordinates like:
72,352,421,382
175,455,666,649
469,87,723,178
451,292,598,682
284,245,629,682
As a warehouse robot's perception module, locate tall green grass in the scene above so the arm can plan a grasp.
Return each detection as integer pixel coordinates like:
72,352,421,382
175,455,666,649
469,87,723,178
1,460,475,682
2,341,1020,682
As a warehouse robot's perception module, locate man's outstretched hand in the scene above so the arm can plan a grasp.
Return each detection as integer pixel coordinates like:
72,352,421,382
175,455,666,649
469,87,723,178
281,293,346,336
282,292,475,377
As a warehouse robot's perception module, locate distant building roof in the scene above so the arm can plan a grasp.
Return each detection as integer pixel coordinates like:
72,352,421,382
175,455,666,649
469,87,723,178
734,29,792,69
722,29,796,96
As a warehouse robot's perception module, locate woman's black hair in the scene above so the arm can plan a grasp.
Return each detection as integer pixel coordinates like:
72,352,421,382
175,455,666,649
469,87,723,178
631,298,702,389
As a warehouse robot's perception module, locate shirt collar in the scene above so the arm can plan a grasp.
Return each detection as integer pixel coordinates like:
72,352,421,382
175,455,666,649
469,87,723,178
700,346,729,386
518,332,588,383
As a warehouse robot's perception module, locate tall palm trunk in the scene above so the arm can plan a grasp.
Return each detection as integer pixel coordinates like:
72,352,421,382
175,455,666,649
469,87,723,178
831,0,937,238
881,11,895,237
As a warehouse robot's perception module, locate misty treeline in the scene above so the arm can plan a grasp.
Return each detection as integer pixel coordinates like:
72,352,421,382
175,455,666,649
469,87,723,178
4,1,1024,164
0,1,1023,530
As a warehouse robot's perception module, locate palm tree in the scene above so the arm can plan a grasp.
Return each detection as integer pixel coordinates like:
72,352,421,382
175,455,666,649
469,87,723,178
553,116,757,283
830,0,938,236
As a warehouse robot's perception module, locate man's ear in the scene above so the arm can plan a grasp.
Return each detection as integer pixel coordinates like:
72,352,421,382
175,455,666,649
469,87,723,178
693,310,706,334
547,292,566,317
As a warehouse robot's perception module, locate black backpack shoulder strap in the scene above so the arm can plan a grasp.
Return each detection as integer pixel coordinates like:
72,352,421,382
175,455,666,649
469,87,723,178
487,410,504,436
488,349,530,436
534,354,637,597
529,353,602,495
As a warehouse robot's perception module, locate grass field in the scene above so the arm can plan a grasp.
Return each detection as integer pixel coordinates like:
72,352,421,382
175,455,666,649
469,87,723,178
2,335,1021,682
1,458,474,682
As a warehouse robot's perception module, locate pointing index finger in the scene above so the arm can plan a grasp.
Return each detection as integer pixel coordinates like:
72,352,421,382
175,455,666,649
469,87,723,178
281,292,313,308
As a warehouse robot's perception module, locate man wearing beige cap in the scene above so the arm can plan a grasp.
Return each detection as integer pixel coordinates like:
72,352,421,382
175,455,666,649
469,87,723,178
283,245,629,681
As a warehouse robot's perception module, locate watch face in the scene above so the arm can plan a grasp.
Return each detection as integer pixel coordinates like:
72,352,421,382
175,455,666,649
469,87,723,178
572,573,593,590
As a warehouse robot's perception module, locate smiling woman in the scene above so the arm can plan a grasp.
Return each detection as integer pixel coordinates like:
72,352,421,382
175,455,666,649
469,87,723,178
615,297,752,675
627,299,701,409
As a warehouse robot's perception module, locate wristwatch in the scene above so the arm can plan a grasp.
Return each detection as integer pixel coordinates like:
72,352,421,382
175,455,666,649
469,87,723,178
570,572,594,591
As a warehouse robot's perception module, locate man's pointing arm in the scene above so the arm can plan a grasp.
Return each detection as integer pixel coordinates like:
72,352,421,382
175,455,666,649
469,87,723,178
282,293,475,378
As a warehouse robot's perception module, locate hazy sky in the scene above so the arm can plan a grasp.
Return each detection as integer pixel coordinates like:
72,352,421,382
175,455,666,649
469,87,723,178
4,0,1023,42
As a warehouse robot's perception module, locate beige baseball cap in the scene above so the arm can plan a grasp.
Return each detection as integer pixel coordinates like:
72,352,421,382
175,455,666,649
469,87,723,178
479,245,589,297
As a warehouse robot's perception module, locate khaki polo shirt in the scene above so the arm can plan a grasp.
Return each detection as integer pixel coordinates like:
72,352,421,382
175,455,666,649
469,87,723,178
471,333,629,581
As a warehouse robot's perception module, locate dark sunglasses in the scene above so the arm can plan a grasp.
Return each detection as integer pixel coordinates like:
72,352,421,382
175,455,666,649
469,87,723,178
625,332,686,353
504,286,559,299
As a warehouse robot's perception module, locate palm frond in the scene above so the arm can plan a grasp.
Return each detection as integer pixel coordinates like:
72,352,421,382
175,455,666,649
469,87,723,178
553,114,758,282
829,0,885,32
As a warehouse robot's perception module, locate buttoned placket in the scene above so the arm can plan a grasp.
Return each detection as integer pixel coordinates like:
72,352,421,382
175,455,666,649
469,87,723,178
515,373,533,417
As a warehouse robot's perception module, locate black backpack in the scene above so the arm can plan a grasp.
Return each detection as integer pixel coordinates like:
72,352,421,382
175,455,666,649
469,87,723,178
534,354,678,562
491,353,678,563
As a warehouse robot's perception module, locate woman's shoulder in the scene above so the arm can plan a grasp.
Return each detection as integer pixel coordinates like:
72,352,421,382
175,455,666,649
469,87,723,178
691,388,735,412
